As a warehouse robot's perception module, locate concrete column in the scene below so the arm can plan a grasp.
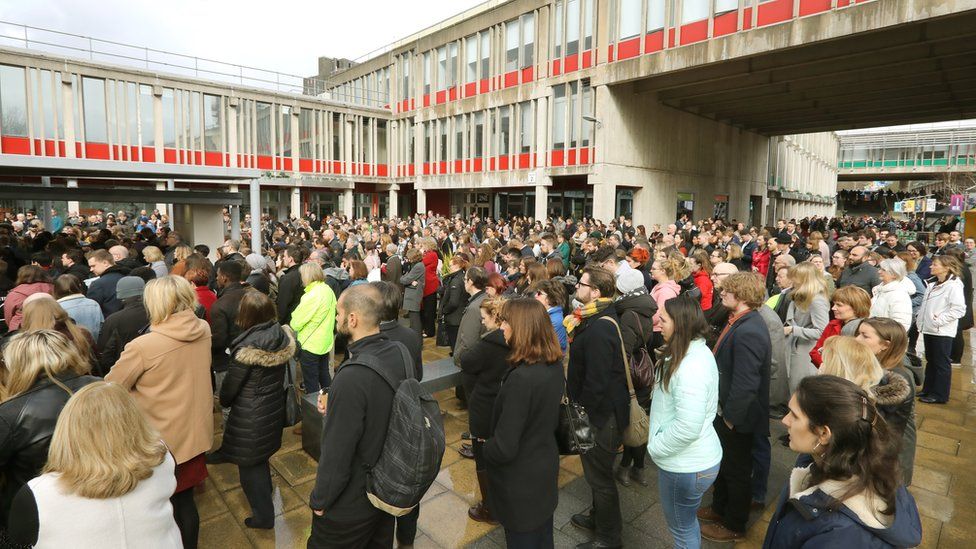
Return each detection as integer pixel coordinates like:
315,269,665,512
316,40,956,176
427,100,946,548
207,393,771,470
389,184,399,219
61,74,76,158
534,183,548,221
154,86,164,162
228,184,241,241
291,187,301,219
166,179,175,229
227,100,238,168
155,182,168,217
417,187,427,214
593,181,616,222
291,107,300,176
249,179,262,254
535,95,548,169
66,179,79,216
41,177,52,231
343,189,354,218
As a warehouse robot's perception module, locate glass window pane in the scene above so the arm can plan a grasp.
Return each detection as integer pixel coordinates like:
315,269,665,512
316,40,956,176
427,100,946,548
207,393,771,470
439,119,447,161
124,82,138,146
30,69,43,138
466,35,478,83
204,95,221,152
256,102,272,156
162,88,175,147
300,109,313,159
582,83,593,147
716,0,738,14
620,0,642,40
438,47,447,89
139,85,153,146
500,105,510,155
522,13,534,68
281,106,292,157
519,101,532,154
424,52,431,95
448,42,458,87
454,115,464,159
554,1,564,58
82,77,107,142
567,0,580,55
505,20,519,73
647,0,666,31
378,120,387,164
190,91,201,150
401,53,411,99
480,33,490,79
682,0,710,24
552,85,566,149
569,81,578,148
583,0,594,50
474,111,484,158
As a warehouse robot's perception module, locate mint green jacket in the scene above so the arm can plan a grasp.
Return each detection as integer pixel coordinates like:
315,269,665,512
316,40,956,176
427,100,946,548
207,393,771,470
289,281,337,355
647,338,723,473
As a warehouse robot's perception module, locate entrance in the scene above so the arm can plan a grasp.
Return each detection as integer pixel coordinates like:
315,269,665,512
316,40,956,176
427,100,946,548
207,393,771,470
749,195,763,228
676,192,695,221
450,191,491,218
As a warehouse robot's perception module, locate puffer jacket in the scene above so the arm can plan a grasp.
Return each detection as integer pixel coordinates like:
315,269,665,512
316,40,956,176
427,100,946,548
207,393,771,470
917,275,966,337
0,373,99,527
460,329,510,439
437,269,468,327
289,280,337,356
870,280,914,331
217,321,295,466
872,367,916,485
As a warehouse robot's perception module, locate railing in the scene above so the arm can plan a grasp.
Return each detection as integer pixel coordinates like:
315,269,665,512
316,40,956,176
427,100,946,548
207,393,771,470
0,20,390,108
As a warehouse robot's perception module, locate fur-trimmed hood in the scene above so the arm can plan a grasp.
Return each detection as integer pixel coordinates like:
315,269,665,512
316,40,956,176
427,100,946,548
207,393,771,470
231,321,296,367
871,370,911,407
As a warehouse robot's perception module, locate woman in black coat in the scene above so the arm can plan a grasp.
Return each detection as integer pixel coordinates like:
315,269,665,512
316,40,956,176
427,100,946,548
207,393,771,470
459,297,509,524
211,291,295,530
944,248,974,364
437,255,470,350
484,299,564,548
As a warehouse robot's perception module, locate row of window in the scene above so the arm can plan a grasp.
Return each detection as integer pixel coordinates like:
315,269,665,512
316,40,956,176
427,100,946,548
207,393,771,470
613,0,741,40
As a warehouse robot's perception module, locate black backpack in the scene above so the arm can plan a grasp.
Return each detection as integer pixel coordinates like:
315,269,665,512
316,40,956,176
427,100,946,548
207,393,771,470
351,342,445,516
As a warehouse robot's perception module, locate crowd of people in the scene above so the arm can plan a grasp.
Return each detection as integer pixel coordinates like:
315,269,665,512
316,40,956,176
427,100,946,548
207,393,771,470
0,206,958,548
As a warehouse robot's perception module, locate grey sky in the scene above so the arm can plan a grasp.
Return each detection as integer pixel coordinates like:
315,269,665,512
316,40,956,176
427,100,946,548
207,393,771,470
0,0,486,77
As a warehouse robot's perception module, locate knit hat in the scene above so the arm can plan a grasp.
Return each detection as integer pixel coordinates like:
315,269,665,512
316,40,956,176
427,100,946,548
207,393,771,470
116,276,145,299
245,253,265,272
615,268,645,295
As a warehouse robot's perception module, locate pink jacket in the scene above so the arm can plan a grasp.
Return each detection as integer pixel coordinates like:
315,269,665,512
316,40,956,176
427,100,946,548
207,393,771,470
650,280,680,332
4,282,54,331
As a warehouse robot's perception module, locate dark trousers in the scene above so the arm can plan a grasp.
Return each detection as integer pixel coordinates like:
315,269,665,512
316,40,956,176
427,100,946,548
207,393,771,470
472,439,487,472
922,333,954,402
445,323,459,351
619,444,646,469
908,323,920,356
951,326,968,363
395,506,419,546
407,311,423,338
171,488,199,549
421,294,437,336
299,349,331,394
240,461,274,524
504,517,554,549
751,433,771,503
307,510,394,549
710,418,754,533
579,419,623,545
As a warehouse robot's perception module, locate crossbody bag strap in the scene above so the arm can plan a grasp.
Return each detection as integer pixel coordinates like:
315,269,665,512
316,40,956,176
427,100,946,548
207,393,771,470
600,317,635,397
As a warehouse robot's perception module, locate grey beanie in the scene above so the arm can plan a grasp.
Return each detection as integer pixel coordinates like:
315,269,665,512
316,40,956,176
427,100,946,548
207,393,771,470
615,268,645,295
245,253,266,272
116,276,146,299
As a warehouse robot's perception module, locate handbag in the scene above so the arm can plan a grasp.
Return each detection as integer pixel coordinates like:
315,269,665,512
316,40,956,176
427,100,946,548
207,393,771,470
627,311,655,391
435,317,450,347
556,393,594,455
602,317,650,448
283,358,302,427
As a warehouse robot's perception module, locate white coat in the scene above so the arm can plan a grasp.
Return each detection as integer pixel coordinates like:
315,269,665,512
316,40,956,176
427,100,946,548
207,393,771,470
870,279,914,331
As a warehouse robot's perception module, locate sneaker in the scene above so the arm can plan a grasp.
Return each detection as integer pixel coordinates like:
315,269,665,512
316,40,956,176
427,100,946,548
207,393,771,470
570,513,595,532
700,522,746,543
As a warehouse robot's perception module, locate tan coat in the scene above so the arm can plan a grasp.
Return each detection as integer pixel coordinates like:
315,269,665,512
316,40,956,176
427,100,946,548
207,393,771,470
106,309,214,464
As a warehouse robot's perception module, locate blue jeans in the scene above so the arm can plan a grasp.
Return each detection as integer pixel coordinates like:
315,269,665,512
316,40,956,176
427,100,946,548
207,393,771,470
299,349,331,394
658,463,721,549
751,433,771,503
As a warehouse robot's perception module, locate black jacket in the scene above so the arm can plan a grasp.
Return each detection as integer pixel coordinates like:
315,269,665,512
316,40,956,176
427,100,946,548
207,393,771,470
309,333,409,522
437,269,468,327
566,305,630,431
615,293,655,405
246,271,271,295
218,321,295,466
379,320,423,381
96,298,150,376
459,329,509,438
87,266,130,317
0,373,99,527
713,310,771,435
211,283,253,372
276,265,303,325
63,263,91,282
484,361,564,533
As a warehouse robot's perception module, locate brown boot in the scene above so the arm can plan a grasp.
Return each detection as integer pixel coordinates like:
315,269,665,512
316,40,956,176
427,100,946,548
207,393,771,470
700,522,745,543
467,471,499,525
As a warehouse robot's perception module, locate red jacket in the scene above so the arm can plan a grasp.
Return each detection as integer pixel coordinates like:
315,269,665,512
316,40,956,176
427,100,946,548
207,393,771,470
4,282,54,331
752,248,771,278
195,285,217,323
422,250,440,297
809,318,843,367
693,270,713,311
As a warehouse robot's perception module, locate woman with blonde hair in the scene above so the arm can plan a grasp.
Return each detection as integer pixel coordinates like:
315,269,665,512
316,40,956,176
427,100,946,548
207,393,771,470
22,296,95,366
106,276,213,549
143,246,168,279
290,262,338,395
916,254,966,404
6,382,182,548
785,262,830,392
809,286,871,367
818,335,884,392
0,331,97,541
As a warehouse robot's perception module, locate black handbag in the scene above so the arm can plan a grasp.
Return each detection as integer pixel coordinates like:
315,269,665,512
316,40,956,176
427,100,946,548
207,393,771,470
283,358,302,427
435,318,450,347
556,395,594,455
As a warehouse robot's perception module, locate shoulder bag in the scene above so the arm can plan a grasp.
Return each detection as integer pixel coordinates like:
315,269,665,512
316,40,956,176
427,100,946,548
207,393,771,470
602,317,650,447
627,311,655,391
556,391,594,455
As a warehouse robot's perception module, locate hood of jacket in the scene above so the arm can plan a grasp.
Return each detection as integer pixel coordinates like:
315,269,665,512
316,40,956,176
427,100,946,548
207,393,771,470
873,280,910,296
10,281,53,297
231,321,296,367
614,292,656,319
897,277,917,296
480,328,509,349
324,267,349,281
871,370,911,407
151,309,210,343
788,464,921,547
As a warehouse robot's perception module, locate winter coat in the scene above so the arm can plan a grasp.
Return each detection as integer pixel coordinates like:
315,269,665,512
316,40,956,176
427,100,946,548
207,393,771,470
547,306,567,352
917,276,966,337
106,309,214,464
275,264,304,325
838,262,881,294
809,318,863,367
217,321,295,466
382,254,403,287
454,291,488,367
289,280,337,356
758,305,790,415
96,298,150,376
753,248,771,278
149,260,168,279
870,280,914,331
786,294,830,394
399,262,425,312
713,310,771,435
210,283,253,373
194,285,216,322
57,294,104,341
647,338,721,473
567,306,630,432
763,457,922,549
437,269,467,327
872,367,916,485
422,250,440,297
4,282,53,331
459,329,510,438
615,293,655,404
692,269,713,311
0,373,99,528
650,279,680,333
87,266,130,317
246,271,271,295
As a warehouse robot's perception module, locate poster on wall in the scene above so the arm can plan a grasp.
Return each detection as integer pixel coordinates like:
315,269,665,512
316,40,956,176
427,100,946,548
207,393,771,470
894,201,904,213
713,195,729,220
904,200,915,213
926,198,937,212
951,194,965,212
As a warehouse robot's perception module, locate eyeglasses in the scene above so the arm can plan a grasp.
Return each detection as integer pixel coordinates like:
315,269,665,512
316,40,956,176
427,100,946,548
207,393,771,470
576,281,594,289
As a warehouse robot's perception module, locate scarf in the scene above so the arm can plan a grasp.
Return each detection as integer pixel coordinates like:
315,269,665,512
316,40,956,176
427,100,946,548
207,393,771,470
563,298,613,342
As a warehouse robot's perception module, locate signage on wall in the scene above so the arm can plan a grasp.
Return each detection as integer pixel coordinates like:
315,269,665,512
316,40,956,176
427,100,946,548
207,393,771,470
894,202,903,213
926,198,937,212
527,171,538,184
951,194,965,212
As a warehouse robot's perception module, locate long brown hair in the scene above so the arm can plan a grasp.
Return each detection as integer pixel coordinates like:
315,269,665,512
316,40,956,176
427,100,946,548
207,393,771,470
500,299,562,365
859,317,908,370
658,296,710,392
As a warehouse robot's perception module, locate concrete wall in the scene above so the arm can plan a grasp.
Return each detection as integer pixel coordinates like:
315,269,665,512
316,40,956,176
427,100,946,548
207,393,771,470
767,132,839,220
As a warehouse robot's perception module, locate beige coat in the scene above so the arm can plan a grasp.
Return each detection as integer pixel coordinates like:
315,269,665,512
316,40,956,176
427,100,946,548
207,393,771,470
106,309,214,464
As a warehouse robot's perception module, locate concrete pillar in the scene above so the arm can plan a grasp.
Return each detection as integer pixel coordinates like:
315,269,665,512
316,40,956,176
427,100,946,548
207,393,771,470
343,188,354,218
249,179,262,254
61,73,76,158
534,183,548,221
227,101,238,168
171,205,225,265
389,184,399,219
593,181,616,222
291,107,300,176
290,187,301,220
417,188,427,214
228,184,241,241
41,177,52,231
66,179,79,216
166,179,175,229
155,182,168,217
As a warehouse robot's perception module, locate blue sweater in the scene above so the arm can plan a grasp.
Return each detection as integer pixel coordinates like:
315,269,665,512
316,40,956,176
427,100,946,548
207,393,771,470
548,306,567,352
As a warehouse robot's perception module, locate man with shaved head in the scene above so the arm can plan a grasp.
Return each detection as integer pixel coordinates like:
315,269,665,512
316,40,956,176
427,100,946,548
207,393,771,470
837,245,880,294
109,244,141,272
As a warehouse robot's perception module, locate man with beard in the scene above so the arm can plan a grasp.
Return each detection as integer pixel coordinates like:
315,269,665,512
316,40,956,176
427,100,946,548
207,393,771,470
837,245,880,294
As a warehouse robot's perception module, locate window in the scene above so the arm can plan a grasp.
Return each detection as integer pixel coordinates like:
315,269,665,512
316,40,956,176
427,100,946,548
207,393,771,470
82,77,107,142
505,20,519,73
454,115,464,160
474,111,484,158
480,33,490,80
519,101,533,154
203,94,221,152
682,0,710,24
582,82,593,147
448,42,458,87
567,0,580,55
189,91,201,150
33,69,62,140
401,53,411,99
554,1,564,58
362,119,370,162
378,120,387,164
424,122,432,162
423,52,431,95
569,81,579,148
619,0,642,40
300,109,313,159
466,35,478,83
332,113,341,160
0,65,28,137
280,105,292,157
499,106,510,155
437,47,447,90
162,88,176,147
139,84,153,146
583,0,594,50
716,0,738,13
552,85,566,149
521,13,535,67
439,120,447,162
256,102,272,156
647,0,666,31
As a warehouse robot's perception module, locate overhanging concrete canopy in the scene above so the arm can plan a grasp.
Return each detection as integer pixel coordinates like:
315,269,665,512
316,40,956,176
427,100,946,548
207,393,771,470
0,185,242,206
0,154,262,181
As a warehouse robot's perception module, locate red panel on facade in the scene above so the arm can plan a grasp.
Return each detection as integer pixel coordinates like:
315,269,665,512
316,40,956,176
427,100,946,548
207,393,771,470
743,7,754,28
713,12,738,36
453,160,463,173
423,163,431,175
299,159,313,172
580,148,590,164
435,90,447,104
473,158,483,171
439,161,447,173
377,164,388,177
521,66,534,83
464,82,476,97
255,155,271,169
204,151,223,166
489,158,496,171
617,37,640,60
330,161,341,173
680,20,709,45
568,149,577,165
498,156,509,170
58,141,66,157
758,0,793,26
479,79,490,94
43,140,56,156
551,150,564,167
86,142,110,159
363,164,371,176
799,0,832,16
1,136,30,155
408,164,415,176
565,55,578,73
607,44,615,62
423,95,431,107
449,87,458,101
164,148,177,163
504,71,518,88
552,59,562,76
114,145,123,161
668,28,676,47
644,31,665,53
142,147,155,163
518,153,531,169
582,50,592,68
